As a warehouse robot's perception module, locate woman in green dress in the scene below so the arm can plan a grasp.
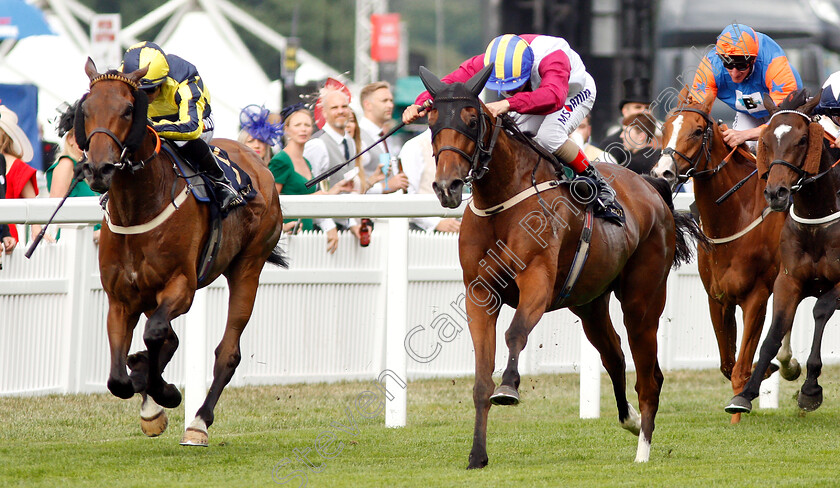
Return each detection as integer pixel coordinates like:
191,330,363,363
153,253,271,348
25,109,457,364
269,106,352,253
45,101,101,243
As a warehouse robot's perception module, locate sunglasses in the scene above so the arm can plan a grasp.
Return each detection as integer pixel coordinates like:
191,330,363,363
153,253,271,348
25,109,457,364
720,57,752,71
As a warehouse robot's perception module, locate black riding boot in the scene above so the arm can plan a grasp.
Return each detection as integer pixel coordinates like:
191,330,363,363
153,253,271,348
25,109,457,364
180,139,238,211
579,164,616,210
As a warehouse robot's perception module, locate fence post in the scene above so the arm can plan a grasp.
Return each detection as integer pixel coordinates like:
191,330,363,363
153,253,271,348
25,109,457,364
184,287,208,426
759,370,780,409
385,218,409,428
579,330,601,418
63,226,95,394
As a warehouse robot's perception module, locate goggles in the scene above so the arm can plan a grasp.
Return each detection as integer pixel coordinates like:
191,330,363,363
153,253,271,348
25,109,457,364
719,55,752,71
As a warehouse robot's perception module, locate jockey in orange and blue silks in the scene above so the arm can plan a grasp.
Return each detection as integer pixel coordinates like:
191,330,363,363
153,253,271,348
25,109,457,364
690,24,802,148
403,33,617,213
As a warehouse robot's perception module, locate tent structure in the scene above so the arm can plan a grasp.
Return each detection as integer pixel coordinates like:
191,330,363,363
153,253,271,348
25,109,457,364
0,0,341,142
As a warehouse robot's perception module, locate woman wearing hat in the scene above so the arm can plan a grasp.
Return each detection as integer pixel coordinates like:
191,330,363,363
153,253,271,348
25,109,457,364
1,104,40,246
237,104,284,166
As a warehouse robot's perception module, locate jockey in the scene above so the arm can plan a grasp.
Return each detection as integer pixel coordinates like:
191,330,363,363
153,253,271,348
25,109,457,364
690,24,802,148
402,33,615,213
815,71,840,146
121,41,238,211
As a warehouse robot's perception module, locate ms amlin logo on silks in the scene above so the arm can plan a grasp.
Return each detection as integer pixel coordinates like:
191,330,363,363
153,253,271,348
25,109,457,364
557,88,592,124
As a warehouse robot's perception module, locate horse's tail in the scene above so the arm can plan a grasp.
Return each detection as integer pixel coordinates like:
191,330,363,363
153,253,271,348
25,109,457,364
266,245,289,268
642,175,707,268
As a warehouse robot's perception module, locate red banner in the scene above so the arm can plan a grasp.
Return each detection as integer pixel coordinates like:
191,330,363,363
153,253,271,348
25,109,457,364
371,13,400,62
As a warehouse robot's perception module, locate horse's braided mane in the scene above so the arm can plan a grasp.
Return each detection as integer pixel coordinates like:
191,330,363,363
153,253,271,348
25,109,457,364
90,69,139,90
498,114,558,167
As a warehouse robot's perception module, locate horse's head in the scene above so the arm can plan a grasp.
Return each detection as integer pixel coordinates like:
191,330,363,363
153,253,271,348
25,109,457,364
757,90,823,212
419,64,494,208
78,57,151,192
652,86,716,190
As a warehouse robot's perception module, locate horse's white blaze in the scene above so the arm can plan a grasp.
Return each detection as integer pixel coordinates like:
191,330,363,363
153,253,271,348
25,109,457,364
775,124,792,145
620,403,641,436
140,395,164,419
652,115,683,177
634,434,651,463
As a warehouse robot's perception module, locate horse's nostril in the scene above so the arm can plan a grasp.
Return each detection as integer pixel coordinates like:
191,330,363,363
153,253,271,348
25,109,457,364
449,179,464,193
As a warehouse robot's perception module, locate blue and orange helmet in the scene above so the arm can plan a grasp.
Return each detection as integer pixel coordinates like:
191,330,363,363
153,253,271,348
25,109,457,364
483,35,534,92
715,24,759,64
121,41,170,90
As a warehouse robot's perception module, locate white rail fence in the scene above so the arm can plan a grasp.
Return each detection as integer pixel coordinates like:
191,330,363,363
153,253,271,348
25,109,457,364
2,194,838,424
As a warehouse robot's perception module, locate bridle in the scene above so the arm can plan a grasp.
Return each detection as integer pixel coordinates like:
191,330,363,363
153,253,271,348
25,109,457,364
764,109,821,193
661,107,729,182
78,72,157,173
429,96,503,184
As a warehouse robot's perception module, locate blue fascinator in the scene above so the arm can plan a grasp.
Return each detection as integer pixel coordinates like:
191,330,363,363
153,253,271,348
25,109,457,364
239,104,284,146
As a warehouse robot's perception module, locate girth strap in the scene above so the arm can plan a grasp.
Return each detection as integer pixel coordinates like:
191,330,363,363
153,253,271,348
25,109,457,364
551,206,595,309
468,180,562,216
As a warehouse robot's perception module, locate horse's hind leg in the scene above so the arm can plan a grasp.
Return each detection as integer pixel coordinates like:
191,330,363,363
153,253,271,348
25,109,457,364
777,331,801,381
105,305,141,399
798,287,840,411
181,269,260,447
572,294,638,434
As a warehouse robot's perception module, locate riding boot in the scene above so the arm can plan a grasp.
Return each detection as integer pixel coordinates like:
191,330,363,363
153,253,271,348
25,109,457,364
579,164,617,209
180,139,239,211
552,140,616,212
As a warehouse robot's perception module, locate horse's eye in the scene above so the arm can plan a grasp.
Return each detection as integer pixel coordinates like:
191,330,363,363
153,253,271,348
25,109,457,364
123,105,134,119
467,117,478,129
692,128,704,137
798,135,808,145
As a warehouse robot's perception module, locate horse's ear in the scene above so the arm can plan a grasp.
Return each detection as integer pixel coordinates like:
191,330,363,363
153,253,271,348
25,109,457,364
419,66,446,98
801,93,820,116
803,122,825,174
126,65,149,85
755,136,769,179
84,57,99,81
700,89,715,114
762,93,779,115
466,64,494,97
678,85,691,107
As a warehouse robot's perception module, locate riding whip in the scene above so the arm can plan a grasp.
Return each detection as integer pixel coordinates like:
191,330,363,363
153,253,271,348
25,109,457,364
25,164,86,259
305,100,432,189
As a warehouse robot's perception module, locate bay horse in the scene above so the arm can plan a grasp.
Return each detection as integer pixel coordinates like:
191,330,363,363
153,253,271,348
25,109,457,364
727,90,840,415
652,88,801,423
419,65,701,468
78,58,284,446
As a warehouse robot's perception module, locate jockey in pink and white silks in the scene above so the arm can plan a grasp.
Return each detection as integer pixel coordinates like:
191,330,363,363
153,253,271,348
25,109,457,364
403,34,616,213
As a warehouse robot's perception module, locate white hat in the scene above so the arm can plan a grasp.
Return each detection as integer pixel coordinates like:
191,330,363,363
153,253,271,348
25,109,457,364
0,105,34,163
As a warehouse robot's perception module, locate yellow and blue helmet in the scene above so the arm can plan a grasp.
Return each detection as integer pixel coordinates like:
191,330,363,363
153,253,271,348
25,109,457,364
483,34,534,92
122,41,170,89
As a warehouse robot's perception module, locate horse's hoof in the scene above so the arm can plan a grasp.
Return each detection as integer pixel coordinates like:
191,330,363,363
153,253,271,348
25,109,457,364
798,389,823,412
107,377,135,399
466,453,488,470
140,409,169,437
780,359,802,381
490,385,520,406
724,395,752,414
180,427,209,447
150,383,182,409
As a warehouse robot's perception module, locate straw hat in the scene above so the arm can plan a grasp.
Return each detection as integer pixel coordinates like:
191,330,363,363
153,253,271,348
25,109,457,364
0,105,34,162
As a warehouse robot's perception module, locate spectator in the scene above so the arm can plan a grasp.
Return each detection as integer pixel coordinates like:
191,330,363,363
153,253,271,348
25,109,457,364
238,104,284,167
270,104,352,254
45,100,101,243
303,87,367,245
399,128,460,233
1,104,40,245
601,77,654,140
345,108,377,193
571,114,604,162
601,112,660,175
358,81,408,195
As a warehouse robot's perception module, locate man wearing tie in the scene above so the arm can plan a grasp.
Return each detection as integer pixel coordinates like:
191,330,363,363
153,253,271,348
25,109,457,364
358,81,408,194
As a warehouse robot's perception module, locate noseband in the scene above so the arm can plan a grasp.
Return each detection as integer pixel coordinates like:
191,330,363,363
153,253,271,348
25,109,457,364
661,107,723,181
430,96,502,184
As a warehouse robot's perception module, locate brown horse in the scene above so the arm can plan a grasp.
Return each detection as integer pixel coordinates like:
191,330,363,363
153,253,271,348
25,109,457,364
727,90,840,415
419,65,701,468
78,58,284,445
652,89,801,423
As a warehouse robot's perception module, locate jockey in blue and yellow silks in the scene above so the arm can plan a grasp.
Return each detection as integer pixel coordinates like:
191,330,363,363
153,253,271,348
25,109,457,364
690,24,802,148
121,41,238,210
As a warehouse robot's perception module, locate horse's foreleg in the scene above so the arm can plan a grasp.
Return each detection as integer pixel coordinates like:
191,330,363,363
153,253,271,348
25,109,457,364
726,275,803,414
106,304,141,399
798,287,840,411
182,271,259,447
572,294,632,432
466,296,499,470
144,275,192,409
708,297,736,381
729,290,770,424
491,267,552,406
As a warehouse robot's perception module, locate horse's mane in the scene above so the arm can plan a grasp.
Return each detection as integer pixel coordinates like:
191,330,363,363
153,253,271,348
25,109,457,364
777,89,809,111
497,114,562,174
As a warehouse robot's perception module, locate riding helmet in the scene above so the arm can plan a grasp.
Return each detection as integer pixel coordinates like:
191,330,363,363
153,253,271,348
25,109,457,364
817,71,840,115
715,24,759,63
483,34,534,92
122,41,170,90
